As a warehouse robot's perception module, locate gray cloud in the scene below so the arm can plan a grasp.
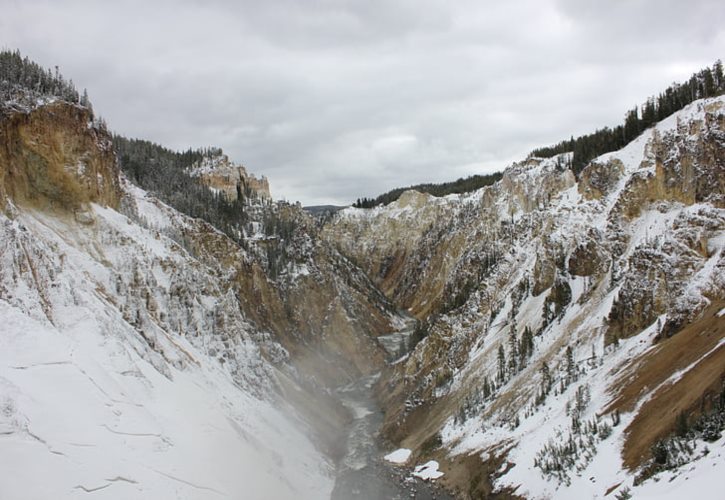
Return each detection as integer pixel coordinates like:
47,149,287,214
3,0,724,205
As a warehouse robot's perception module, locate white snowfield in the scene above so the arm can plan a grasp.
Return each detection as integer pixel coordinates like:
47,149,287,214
0,187,333,500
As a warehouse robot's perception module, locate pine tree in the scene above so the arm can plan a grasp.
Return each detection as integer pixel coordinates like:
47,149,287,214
702,68,715,97
497,344,507,385
566,346,576,385
519,326,534,365
482,376,491,399
623,107,640,143
713,59,724,90
641,98,657,128
508,325,519,374
536,361,553,407
80,88,91,112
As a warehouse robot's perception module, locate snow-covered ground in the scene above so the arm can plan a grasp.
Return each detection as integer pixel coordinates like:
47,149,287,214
0,302,331,500
0,188,333,500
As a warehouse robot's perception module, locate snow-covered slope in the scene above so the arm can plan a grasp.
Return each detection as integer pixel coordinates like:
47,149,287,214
326,96,725,499
0,89,429,500
2,71,723,500
0,189,333,499
0,92,409,499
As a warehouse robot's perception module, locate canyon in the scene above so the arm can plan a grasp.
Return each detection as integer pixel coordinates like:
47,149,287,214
0,86,723,499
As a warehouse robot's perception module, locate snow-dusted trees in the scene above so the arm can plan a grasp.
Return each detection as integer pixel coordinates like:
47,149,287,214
351,171,503,208
508,325,519,374
114,137,251,246
530,60,725,176
566,346,577,385
0,49,86,107
542,275,572,327
519,326,534,367
536,361,552,405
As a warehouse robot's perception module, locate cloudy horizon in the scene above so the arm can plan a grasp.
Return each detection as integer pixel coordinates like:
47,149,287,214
3,0,724,205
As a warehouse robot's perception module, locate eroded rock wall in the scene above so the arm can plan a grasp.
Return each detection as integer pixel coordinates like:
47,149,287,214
0,101,121,211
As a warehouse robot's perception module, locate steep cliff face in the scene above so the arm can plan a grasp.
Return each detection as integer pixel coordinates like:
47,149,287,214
325,96,725,499
324,190,457,317
324,158,576,320
182,202,396,384
0,101,121,212
188,153,270,200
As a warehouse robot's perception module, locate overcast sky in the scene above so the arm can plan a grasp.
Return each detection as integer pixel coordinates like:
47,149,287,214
3,0,724,205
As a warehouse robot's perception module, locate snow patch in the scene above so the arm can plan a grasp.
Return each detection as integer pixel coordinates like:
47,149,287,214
384,448,412,464
412,460,444,480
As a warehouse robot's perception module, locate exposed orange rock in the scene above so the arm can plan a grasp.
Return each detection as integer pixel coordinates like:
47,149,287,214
0,102,121,211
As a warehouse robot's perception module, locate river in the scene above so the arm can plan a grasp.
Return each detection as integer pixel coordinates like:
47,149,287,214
330,315,453,500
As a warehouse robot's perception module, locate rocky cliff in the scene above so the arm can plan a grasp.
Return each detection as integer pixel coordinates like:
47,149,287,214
0,101,121,212
189,153,271,200
325,96,725,499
